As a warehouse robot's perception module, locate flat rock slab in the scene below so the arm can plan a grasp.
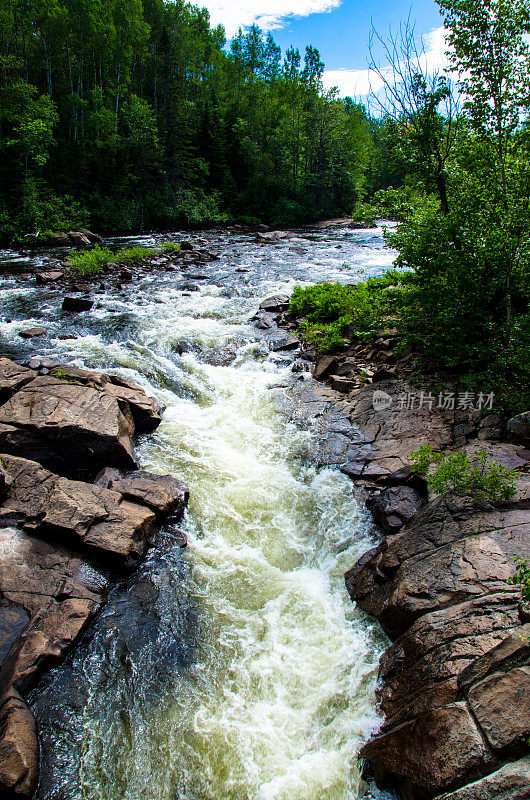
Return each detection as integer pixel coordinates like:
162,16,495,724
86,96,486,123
0,360,36,404
435,757,530,799
0,455,156,565
0,687,38,799
0,374,137,475
18,328,46,339
467,666,530,753
95,467,189,517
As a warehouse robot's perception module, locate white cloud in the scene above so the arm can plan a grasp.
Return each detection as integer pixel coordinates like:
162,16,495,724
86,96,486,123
200,0,342,38
323,25,450,99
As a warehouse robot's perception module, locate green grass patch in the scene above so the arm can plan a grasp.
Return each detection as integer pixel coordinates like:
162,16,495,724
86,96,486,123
66,246,114,275
116,246,156,263
160,241,181,253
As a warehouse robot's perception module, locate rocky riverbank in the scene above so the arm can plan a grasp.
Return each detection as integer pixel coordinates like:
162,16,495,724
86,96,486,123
0,356,189,799
260,297,530,799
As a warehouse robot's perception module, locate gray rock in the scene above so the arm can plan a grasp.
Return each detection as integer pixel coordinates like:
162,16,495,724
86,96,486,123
435,757,530,799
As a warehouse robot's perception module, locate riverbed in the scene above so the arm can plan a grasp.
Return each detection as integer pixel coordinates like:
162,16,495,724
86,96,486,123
0,224,397,800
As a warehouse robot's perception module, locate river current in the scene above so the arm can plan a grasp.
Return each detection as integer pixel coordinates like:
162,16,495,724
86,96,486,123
0,224,397,800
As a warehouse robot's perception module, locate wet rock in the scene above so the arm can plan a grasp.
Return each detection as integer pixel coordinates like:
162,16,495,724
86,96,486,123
507,411,530,446
312,356,339,381
0,360,36,403
268,334,299,352
35,271,63,285
180,240,193,251
119,268,133,282
0,687,38,800
363,702,494,797
18,328,46,340
255,313,276,330
367,485,426,533
0,375,137,474
255,231,291,242
0,456,156,566
61,296,93,312
435,757,530,799
94,468,189,518
259,294,290,312
177,282,199,292
66,232,90,247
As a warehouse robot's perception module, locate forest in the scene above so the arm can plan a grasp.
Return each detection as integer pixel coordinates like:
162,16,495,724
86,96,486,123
0,0,384,240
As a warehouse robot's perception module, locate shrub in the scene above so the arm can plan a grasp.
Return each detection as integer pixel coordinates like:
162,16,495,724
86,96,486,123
160,241,181,253
66,246,114,275
509,557,530,602
409,444,517,502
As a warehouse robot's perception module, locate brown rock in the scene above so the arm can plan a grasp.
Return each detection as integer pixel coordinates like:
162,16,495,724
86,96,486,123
66,231,91,247
467,667,530,753
0,455,156,565
435,757,530,799
362,702,493,797
94,467,189,517
18,328,46,339
0,360,36,403
367,485,426,533
330,375,357,393
313,356,338,381
0,374,137,474
35,271,64,285
0,688,38,799
459,625,530,694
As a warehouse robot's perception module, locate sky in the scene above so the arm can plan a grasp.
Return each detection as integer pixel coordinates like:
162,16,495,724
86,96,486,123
198,0,448,98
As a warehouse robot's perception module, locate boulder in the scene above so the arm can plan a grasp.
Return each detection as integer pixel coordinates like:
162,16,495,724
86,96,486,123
362,702,494,797
466,667,530,753
507,411,530,446
367,485,427,533
268,334,299,352
0,455,155,565
0,375,138,475
18,328,46,340
94,468,189,518
0,688,38,800
330,375,357,393
313,355,338,380
80,229,102,243
62,296,93,312
180,240,193,251
259,294,290,312
66,232,91,247
35,271,63,285
435,757,530,800
47,367,165,434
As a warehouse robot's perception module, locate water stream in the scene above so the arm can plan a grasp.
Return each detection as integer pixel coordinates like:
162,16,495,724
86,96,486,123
0,224,397,800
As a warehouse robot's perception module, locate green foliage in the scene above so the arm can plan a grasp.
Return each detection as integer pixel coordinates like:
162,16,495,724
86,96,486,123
509,557,530,602
289,272,412,353
160,241,181,253
0,4,373,241
66,246,114,275
116,246,155,263
409,444,518,502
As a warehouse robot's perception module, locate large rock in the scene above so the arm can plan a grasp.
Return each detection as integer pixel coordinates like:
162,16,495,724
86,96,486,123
435,757,530,800
377,594,521,729
367,485,426,533
507,411,530,446
259,294,290,312
48,366,165,433
0,374,137,475
466,667,530,754
362,702,494,797
0,688,38,799
0,455,156,566
0,360,36,403
94,468,189,517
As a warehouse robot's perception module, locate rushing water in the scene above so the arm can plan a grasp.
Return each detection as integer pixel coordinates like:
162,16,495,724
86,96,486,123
0,224,397,800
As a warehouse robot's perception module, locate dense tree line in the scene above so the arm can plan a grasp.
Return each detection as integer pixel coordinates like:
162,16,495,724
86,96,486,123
0,0,377,241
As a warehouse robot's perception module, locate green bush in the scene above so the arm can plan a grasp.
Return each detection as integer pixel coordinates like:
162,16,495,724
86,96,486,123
409,444,517,502
66,246,114,275
160,241,181,253
117,246,155,263
509,558,530,602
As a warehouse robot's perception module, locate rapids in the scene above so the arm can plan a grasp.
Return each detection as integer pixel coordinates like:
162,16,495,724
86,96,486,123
0,224,398,800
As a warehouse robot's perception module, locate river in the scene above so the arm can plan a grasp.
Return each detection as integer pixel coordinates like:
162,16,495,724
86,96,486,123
0,224,397,800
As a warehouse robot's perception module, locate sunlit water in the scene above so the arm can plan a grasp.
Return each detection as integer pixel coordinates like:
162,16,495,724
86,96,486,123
0,224,398,800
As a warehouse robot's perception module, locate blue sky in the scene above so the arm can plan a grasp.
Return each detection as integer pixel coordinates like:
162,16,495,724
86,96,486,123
199,0,446,97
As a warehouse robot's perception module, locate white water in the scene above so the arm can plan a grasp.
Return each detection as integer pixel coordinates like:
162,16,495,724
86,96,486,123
0,225,397,800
